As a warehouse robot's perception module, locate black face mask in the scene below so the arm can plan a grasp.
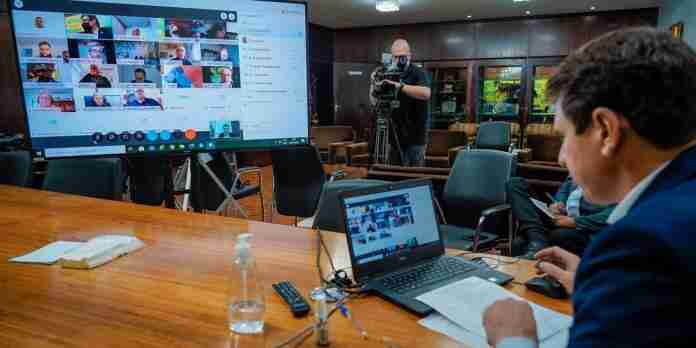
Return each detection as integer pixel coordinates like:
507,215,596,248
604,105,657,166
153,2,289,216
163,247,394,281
396,56,408,71
82,23,93,32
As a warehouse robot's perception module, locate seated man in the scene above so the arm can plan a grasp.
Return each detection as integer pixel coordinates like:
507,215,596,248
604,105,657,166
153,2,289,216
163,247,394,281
507,176,615,258
482,27,696,348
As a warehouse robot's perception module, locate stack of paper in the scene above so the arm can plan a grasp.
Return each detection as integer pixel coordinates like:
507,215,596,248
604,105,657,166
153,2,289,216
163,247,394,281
416,277,572,348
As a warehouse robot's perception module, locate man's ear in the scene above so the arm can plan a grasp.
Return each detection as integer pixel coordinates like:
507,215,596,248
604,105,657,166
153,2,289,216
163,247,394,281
591,107,623,157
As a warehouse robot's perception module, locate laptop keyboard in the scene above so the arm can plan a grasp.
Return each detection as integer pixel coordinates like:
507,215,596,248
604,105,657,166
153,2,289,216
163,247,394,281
379,257,478,294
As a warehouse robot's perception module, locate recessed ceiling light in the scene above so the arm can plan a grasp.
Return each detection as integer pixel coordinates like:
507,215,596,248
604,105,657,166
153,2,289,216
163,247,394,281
467,15,472,19
525,10,532,15
376,0,400,12
590,5,597,10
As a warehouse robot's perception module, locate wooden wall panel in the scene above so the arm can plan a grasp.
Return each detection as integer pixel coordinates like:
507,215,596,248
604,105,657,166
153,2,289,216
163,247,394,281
0,13,25,135
0,1,7,13
432,22,476,60
475,20,529,58
528,18,570,57
335,29,371,63
309,24,334,63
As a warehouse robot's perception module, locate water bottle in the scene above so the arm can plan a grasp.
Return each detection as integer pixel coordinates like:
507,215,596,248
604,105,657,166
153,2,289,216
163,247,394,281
228,233,265,334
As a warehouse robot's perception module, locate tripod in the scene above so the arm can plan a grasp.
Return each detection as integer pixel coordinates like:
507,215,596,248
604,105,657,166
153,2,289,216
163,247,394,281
372,100,403,165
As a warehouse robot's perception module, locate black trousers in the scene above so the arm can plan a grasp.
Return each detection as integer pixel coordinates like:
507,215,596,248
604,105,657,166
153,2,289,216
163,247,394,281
507,177,591,256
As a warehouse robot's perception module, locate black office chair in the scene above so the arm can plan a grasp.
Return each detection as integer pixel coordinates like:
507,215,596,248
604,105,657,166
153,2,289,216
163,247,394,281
271,145,327,225
440,149,517,252
0,151,33,187
191,152,263,219
312,179,389,233
473,121,513,152
43,158,125,200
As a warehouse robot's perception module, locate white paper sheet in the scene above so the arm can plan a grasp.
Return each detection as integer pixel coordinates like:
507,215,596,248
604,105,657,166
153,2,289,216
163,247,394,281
416,277,572,341
419,313,569,348
10,241,85,264
531,197,556,219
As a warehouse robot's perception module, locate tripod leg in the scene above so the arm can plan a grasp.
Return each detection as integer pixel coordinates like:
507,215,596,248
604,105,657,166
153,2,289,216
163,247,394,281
389,120,404,166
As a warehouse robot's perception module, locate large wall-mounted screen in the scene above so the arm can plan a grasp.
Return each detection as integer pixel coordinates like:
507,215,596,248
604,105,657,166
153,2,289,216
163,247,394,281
9,0,309,158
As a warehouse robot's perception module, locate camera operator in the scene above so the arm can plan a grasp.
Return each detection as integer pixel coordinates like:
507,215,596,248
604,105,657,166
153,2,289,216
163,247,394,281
370,39,431,166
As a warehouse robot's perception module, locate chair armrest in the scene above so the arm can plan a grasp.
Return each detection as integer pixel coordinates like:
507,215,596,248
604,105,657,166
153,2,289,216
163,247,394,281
481,204,511,218
346,142,369,166
473,204,512,252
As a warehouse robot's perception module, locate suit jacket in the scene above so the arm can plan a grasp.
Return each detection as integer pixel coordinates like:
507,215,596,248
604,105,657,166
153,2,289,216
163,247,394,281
569,145,696,348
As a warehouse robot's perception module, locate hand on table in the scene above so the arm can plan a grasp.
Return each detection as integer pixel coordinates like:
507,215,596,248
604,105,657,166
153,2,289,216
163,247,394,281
535,246,581,294
483,299,538,347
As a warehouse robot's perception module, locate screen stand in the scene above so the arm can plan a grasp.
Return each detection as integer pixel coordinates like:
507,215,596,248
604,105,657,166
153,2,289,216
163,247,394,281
174,153,250,218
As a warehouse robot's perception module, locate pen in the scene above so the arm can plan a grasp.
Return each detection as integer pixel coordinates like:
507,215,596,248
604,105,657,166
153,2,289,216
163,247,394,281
339,305,368,339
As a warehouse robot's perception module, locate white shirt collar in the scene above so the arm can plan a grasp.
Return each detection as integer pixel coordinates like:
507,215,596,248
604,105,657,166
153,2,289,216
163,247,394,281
607,161,671,224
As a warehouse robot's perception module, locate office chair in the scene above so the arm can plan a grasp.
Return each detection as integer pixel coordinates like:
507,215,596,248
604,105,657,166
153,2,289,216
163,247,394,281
270,145,329,225
439,149,517,252
0,150,33,187
312,179,389,233
190,152,263,220
473,121,513,152
43,158,125,200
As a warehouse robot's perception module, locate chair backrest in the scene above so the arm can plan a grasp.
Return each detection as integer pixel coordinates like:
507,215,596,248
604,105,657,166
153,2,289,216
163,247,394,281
0,151,32,187
475,121,511,151
191,153,235,211
271,145,326,218
43,158,124,200
313,179,389,233
311,126,354,150
443,150,516,228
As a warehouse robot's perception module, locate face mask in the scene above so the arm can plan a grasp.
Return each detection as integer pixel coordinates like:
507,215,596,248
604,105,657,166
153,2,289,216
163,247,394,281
396,56,408,71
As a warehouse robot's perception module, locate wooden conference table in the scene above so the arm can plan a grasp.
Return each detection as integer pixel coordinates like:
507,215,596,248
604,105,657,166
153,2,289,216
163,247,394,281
0,185,571,348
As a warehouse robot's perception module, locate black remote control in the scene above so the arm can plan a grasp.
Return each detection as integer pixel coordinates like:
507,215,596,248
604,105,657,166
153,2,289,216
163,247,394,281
272,281,311,318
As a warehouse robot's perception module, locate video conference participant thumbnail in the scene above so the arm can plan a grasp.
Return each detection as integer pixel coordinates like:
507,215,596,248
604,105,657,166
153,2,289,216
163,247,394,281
24,88,76,112
159,43,198,65
17,38,68,60
77,88,122,109
202,66,240,88
118,66,161,88
115,41,159,65
163,65,203,88
68,39,117,64
65,14,114,40
200,44,239,64
164,18,236,40
123,88,163,109
209,120,242,140
74,63,117,88
12,11,66,38
112,16,164,41
21,63,70,85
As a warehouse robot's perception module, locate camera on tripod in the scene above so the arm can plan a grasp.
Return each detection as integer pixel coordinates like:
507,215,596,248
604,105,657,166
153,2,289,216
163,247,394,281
371,54,407,102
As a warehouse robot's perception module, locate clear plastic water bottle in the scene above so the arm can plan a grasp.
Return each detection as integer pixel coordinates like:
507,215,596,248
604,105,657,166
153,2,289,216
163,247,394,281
229,233,265,334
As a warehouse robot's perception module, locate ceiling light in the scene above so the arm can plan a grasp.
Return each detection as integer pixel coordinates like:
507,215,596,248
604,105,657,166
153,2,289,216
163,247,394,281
467,15,472,19
513,0,530,2
589,5,597,10
376,0,400,12
525,10,532,15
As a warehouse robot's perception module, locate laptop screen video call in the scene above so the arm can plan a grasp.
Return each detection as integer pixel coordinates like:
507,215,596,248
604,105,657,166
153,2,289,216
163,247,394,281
344,184,440,265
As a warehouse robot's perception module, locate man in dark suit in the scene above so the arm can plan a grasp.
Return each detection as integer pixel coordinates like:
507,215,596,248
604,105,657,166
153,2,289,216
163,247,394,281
482,27,696,348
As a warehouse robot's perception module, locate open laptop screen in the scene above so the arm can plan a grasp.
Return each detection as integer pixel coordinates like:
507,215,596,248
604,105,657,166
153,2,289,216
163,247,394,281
342,180,444,280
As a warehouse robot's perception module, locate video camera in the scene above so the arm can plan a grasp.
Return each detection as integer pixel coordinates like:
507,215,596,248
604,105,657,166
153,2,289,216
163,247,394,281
371,54,407,101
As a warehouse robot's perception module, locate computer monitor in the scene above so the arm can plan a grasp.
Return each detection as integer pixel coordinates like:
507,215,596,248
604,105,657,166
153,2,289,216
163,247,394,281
8,0,309,158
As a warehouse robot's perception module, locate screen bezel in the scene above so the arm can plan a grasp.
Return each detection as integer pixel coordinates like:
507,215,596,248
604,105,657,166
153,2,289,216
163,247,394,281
339,178,446,283
6,0,311,159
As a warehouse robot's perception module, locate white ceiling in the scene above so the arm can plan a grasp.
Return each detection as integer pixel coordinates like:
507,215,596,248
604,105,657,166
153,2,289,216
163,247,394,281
304,0,663,29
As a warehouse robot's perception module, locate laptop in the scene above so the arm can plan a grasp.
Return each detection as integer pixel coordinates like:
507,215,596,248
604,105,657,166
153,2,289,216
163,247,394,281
339,179,513,316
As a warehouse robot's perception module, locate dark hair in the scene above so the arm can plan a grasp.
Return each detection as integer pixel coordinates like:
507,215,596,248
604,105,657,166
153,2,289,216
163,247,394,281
38,41,50,47
548,27,696,149
134,68,146,75
82,15,100,28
